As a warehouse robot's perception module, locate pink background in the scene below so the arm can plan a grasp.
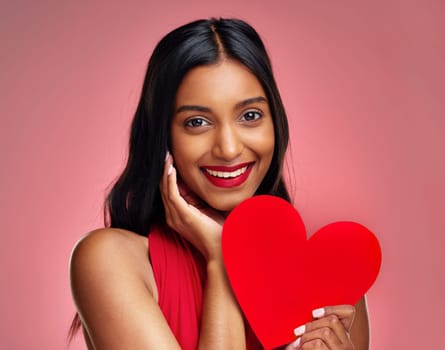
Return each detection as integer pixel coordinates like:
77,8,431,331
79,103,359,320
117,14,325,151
1,1,444,349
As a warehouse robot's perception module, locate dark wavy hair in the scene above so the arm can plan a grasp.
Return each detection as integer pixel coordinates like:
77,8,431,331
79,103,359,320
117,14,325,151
69,17,291,341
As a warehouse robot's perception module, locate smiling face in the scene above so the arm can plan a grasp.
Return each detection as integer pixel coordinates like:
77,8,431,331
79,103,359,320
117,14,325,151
170,59,275,212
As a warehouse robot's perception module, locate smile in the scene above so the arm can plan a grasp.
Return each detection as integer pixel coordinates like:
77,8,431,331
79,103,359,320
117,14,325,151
201,162,254,188
204,165,248,179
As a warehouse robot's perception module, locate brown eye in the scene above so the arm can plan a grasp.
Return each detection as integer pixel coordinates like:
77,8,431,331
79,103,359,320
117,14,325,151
241,110,262,121
185,118,210,128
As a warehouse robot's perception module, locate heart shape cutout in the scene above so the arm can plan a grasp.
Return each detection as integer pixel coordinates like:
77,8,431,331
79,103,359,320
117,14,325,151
222,195,382,349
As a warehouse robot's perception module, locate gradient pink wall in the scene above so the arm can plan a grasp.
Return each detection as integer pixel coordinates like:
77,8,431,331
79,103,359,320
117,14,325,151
1,1,444,349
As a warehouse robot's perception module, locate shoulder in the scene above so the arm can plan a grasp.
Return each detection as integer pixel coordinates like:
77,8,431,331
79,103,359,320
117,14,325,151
71,227,147,259
70,228,156,300
69,228,181,349
70,228,148,272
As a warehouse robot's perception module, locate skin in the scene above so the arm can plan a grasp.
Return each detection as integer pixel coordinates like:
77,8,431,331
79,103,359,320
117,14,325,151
170,59,275,214
69,59,370,349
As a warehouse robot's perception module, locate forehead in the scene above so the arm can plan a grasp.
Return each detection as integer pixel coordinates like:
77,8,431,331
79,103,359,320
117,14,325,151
175,59,266,106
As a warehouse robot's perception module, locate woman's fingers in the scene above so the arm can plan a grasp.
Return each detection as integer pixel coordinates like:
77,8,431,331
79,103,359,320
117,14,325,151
288,338,329,349
317,305,355,332
160,152,191,231
290,305,355,349
162,152,198,215
161,150,171,191
162,154,191,227
293,317,345,349
160,152,177,226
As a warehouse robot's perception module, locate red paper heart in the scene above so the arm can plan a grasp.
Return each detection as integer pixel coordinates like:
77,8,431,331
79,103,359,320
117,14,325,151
222,195,381,349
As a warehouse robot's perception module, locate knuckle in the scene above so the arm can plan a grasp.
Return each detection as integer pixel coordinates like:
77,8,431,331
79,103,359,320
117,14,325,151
301,339,324,350
313,339,324,348
321,326,332,338
314,339,324,349
327,314,339,325
300,333,311,345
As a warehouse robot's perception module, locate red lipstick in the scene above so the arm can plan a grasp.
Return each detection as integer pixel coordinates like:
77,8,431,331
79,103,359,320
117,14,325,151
201,162,254,188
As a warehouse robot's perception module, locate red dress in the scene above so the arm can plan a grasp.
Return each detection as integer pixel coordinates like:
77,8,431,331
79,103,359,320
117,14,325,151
148,225,263,350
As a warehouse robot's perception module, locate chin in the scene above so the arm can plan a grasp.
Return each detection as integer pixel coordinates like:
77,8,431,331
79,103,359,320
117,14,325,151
206,194,251,213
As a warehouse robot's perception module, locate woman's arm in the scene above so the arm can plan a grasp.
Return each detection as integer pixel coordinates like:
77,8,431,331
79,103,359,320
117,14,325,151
351,296,370,350
70,228,182,350
160,155,247,349
198,255,247,349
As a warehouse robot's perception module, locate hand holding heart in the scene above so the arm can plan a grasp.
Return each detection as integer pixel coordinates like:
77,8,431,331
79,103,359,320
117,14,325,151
285,305,356,350
222,195,381,349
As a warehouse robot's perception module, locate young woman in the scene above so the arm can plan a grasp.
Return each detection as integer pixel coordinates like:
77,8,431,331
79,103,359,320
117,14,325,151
70,18,370,350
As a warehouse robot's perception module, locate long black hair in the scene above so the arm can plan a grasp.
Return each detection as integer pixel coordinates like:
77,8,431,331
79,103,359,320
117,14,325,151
69,17,291,341
106,17,291,237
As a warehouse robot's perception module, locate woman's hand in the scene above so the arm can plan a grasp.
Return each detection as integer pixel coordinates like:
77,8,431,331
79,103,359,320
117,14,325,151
286,305,356,350
160,152,224,261
160,152,247,349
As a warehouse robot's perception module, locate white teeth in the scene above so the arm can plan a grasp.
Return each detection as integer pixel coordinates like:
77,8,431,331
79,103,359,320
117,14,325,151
205,166,248,179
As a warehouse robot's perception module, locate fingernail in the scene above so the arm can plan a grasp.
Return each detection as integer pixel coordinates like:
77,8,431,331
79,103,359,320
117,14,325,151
290,337,301,348
312,307,325,318
164,150,170,162
167,164,173,176
293,325,305,336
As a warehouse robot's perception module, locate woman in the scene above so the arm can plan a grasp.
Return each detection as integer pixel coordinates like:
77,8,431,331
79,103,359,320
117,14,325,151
70,18,370,349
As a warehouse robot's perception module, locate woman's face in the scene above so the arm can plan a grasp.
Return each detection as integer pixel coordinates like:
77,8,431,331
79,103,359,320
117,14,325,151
170,59,275,212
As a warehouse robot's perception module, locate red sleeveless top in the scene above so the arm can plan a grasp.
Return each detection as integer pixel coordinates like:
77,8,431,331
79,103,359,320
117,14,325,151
148,226,263,349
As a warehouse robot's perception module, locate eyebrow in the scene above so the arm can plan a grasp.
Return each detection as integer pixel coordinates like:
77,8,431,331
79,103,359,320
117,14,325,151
175,96,268,114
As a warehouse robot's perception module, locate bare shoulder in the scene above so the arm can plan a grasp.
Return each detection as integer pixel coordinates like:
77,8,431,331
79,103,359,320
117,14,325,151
69,228,179,349
71,227,148,258
70,227,155,297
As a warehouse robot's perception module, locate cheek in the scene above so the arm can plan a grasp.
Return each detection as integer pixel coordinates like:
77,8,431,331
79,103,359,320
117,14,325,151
171,130,192,162
171,128,211,163
257,128,275,172
264,123,275,157
263,142,275,172
248,125,275,159
171,138,203,179
263,134,275,155
172,149,195,175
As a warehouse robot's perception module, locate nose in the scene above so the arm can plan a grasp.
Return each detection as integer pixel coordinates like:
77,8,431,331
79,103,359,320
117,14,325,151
211,124,243,162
